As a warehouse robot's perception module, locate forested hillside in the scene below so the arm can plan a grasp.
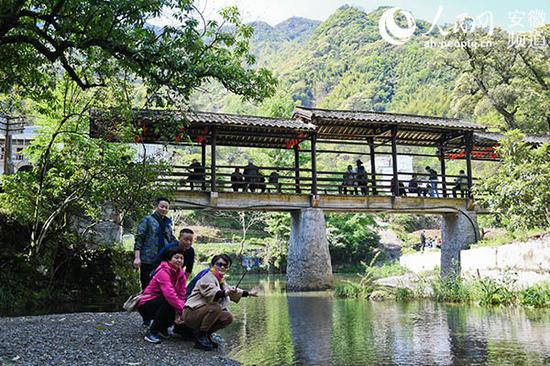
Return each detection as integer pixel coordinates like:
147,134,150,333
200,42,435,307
192,6,455,119
192,5,549,135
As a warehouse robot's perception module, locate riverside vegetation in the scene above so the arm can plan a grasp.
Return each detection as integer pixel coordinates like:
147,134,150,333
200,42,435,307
334,261,550,309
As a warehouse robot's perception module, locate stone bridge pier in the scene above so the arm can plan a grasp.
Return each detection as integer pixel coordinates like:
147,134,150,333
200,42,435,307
287,208,333,291
441,210,479,277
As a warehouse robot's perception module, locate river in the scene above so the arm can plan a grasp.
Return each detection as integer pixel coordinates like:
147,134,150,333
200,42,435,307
217,275,550,366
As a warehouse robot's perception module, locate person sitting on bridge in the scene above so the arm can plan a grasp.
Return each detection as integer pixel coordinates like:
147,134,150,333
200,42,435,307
268,171,282,193
425,166,439,198
408,173,420,196
243,161,265,193
390,177,407,196
355,160,368,195
339,165,356,195
181,254,258,350
186,159,205,191
452,170,469,198
230,168,244,192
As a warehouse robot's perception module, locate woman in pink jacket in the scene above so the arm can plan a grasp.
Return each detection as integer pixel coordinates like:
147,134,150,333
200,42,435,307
138,247,186,344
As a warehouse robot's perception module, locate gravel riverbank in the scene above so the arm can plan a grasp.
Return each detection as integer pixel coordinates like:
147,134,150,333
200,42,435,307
0,312,240,366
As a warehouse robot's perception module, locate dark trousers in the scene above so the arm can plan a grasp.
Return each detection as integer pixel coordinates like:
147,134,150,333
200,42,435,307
452,186,466,198
138,296,175,333
140,263,155,290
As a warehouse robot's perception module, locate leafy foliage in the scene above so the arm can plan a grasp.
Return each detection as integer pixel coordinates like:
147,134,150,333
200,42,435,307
327,213,379,265
444,24,550,133
0,0,276,102
474,131,550,231
519,284,550,308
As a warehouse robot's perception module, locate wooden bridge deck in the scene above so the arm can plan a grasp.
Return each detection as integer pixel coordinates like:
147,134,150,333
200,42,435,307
174,191,481,214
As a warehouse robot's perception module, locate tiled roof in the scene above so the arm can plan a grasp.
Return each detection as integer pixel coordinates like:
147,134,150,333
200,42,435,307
131,109,315,130
294,106,485,131
474,132,550,146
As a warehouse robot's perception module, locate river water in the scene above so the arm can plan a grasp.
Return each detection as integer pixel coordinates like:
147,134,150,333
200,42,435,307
217,275,550,366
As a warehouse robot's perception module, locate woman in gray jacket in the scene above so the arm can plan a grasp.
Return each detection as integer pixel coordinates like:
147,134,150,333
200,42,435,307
182,254,258,350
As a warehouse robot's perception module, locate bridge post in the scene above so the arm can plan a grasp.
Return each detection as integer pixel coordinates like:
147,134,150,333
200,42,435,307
294,145,301,193
210,127,216,192
439,146,447,197
391,127,399,196
465,132,474,198
368,137,377,195
310,133,317,195
441,210,478,277
287,208,333,291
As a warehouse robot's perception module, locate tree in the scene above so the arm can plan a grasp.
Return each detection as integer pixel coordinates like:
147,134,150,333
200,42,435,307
0,0,276,102
444,24,550,133
0,81,172,271
474,131,550,231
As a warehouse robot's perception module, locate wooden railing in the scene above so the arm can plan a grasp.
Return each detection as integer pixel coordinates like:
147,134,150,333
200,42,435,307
160,164,473,199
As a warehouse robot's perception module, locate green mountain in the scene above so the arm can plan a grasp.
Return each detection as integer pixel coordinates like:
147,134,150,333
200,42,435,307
192,6,456,118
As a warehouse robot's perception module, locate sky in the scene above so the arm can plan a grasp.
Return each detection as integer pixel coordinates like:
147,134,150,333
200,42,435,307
184,0,549,31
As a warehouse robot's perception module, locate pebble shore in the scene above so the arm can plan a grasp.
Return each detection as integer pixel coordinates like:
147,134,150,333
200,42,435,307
0,312,240,366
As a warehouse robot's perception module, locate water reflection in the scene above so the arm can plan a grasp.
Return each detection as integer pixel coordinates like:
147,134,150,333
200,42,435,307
288,293,333,365
219,276,550,366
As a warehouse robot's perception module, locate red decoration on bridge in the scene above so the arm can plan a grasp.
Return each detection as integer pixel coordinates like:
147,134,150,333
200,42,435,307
194,127,209,143
286,132,308,150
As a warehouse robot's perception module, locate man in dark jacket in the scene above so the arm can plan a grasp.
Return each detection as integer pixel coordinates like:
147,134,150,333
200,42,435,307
134,197,177,290
153,228,196,280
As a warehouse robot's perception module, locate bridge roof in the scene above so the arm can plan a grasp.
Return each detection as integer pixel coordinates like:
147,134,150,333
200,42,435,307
293,106,485,146
90,109,315,148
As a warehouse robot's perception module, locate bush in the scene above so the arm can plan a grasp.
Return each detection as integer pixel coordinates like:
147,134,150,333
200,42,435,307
519,284,550,308
474,276,517,306
432,275,472,303
334,281,368,299
395,287,414,301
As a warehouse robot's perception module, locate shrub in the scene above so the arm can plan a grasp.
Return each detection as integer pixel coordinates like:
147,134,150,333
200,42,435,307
432,275,472,303
473,276,517,306
519,284,550,308
395,287,414,301
334,281,369,299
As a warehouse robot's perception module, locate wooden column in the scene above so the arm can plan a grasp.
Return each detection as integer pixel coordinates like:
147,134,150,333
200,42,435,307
311,132,318,195
368,137,377,195
391,127,399,196
465,132,474,198
210,128,217,192
294,145,301,193
439,146,447,197
201,141,206,190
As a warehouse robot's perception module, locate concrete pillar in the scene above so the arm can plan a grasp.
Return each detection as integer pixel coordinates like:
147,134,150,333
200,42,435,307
441,210,478,277
287,208,333,291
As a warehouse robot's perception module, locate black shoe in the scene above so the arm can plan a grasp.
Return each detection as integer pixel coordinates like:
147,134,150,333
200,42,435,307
173,324,195,341
158,329,171,340
142,319,151,327
194,331,214,351
144,330,161,344
207,332,220,349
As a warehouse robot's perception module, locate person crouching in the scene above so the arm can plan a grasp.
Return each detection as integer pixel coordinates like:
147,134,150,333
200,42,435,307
137,247,186,344
182,254,258,350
